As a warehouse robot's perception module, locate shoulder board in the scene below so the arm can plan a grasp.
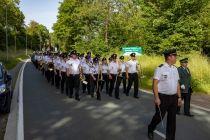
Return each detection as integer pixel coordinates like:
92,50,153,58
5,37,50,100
173,65,177,68
158,64,163,68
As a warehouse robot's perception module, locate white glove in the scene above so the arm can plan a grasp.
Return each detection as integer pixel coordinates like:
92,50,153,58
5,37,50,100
181,84,186,90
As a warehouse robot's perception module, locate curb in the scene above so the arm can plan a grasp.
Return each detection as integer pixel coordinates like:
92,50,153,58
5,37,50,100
4,60,29,140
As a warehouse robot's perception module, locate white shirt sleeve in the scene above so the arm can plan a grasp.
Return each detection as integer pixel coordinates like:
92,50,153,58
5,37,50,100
153,68,161,80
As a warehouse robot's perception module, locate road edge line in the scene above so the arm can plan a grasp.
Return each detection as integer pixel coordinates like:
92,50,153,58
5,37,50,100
140,88,210,112
154,130,166,139
17,59,29,140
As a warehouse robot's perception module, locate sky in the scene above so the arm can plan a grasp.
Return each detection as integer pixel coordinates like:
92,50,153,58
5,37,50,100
19,0,63,32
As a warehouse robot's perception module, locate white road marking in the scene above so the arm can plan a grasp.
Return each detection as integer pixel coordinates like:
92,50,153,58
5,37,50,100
17,59,29,140
140,89,210,112
140,88,210,139
154,130,166,139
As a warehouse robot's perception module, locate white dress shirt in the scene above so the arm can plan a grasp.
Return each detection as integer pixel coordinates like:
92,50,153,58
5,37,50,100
126,60,139,73
102,64,109,74
66,58,81,75
81,62,91,74
108,61,119,74
59,60,67,72
153,62,180,95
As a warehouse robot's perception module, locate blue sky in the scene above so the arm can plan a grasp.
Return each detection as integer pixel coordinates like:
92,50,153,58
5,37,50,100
19,0,63,32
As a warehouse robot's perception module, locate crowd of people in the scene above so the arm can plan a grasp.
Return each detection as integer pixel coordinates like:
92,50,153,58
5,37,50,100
31,50,140,101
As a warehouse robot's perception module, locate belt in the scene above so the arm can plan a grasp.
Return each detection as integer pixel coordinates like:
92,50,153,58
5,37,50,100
128,72,137,74
159,93,177,96
70,74,79,76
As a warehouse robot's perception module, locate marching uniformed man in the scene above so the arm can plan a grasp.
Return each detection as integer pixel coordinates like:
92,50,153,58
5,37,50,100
101,57,109,94
115,56,127,97
66,50,82,101
43,52,49,79
59,53,68,94
108,54,119,99
81,55,92,95
148,49,182,140
125,53,140,98
47,52,55,86
90,57,101,100
54,53,61,89
177,58,194,117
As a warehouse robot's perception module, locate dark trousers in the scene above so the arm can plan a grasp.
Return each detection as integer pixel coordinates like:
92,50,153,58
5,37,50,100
35,60,38,69
126,73,139,97
60,72,66,93
55,70,60,89
90,74,101,100
47,70,54,85
82,74,91,95
101,74,109,94
67,74,80,99
66,76,70,96
115,72,126,98
177,92,191,115
41,65,45,75
109,74,117,97
148,93,178,140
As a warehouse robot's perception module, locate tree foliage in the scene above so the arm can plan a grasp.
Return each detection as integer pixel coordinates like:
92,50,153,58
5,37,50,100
0,0,50,51
53,0,210,55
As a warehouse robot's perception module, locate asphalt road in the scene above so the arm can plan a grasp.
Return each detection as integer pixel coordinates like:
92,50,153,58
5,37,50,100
23,62,210,140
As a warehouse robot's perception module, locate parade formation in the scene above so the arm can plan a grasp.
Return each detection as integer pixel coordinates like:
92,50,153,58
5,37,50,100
30,49,194,140
31,50,140,101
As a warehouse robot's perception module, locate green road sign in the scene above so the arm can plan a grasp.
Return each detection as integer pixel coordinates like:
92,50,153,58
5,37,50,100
122,46,142,56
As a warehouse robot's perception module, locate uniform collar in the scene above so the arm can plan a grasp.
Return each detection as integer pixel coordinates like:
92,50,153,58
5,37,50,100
164,62,173,68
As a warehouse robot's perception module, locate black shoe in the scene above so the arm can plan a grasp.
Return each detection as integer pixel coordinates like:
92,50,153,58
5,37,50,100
69,95,73,98
148,127,154,140
109,94,112,97
126,93,129,96
134,96,139,99
185,114,194,117
75,97,80,101
176,112,181,115
115,97,120,100
97,98,101,101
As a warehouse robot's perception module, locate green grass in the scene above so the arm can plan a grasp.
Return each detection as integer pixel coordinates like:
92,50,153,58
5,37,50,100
137,52,210,95
0,49,31,70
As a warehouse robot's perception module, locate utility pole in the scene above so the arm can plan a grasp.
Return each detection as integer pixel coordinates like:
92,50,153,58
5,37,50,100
5,3,8,61
39,35,42,51
25,26,28,56
14,28,17,53
105,1,110,45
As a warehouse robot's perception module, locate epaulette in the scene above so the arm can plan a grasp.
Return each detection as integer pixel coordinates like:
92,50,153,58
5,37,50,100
173,65,177,68
158,64,163,67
